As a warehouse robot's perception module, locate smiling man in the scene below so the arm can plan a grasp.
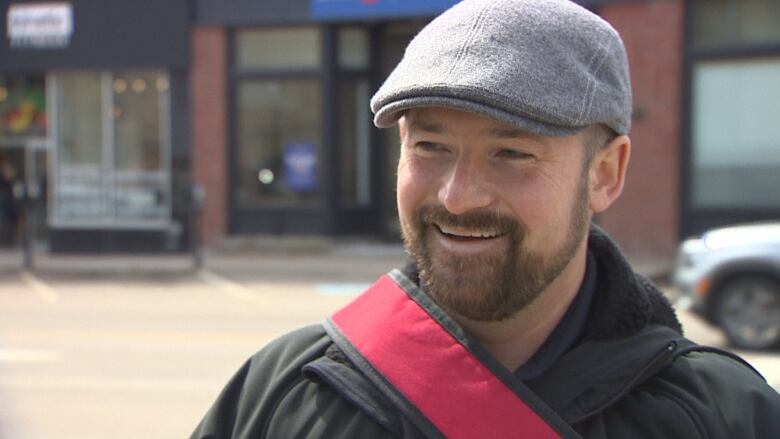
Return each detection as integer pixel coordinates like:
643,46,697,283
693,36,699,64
395,107,613,371
192,1,780,438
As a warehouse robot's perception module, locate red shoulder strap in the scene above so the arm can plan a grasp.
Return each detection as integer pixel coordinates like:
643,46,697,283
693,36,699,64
327,273,579,439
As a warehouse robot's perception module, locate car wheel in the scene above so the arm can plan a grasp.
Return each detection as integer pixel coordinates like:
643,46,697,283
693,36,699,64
713,276,780,351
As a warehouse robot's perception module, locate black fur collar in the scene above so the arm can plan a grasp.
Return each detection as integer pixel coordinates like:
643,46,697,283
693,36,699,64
584,225,682,339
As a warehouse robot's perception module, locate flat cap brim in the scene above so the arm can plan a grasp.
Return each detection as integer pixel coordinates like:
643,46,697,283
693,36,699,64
373,96,587,137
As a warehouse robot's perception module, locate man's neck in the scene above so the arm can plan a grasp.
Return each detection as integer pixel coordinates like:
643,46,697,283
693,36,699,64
451,247,588,372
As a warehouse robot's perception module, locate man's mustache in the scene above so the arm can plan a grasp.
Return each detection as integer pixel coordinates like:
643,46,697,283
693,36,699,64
414,206,523,236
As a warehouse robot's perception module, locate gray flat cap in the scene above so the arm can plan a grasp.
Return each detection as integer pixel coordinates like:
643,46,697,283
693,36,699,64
371,0,632,136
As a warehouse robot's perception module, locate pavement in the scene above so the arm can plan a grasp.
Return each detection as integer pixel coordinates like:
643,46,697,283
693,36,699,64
0,238,407,282
1,239,777,439
0,237,671,283
0,267,364,439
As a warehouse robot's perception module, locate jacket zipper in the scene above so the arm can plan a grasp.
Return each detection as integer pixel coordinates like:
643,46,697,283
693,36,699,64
568,341,678,425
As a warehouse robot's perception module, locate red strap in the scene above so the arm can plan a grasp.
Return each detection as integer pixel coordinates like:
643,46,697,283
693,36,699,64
331,274,563,439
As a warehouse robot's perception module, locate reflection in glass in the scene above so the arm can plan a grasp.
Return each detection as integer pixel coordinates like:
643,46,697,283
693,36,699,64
236,28,320,70
52,70,170,223
236,80,321,207
338,27,369,69
113,78,127,94
692,58,780,208
55,72,104,218
691,0,780,50
113,71,168,219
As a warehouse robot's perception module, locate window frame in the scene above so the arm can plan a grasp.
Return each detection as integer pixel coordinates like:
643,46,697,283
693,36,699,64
47,70,173,229
681,0,780,236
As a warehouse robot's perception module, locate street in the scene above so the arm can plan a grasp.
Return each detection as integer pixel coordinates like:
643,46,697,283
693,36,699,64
1,258,778,439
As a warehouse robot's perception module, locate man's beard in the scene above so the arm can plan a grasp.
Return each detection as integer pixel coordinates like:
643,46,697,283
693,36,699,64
401,180,590,322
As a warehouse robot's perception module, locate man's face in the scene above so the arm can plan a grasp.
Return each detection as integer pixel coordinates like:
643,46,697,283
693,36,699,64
397,107,593,322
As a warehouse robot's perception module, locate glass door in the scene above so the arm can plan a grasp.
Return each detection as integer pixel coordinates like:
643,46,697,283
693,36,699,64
49,70,172,228
112,71,171,220
51,72,105,220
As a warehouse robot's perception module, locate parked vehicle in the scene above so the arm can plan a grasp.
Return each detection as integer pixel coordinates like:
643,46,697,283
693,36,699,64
673,222,780,351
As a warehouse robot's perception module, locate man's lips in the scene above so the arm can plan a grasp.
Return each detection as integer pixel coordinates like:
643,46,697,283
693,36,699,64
434,223,505,240
428,223,509,255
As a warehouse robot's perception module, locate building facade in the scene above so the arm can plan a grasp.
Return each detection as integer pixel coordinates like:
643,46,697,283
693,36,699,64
2,0,779,263
1,0,191,252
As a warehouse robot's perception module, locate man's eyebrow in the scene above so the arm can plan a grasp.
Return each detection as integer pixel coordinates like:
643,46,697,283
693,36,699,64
481,126,534,139
406,116,537,140
407,118,449,135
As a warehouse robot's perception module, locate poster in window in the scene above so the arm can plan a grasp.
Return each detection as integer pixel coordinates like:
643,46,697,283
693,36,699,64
283,142,318,192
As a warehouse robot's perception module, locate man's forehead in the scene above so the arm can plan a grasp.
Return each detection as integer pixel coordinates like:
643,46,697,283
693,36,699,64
402,108,556,142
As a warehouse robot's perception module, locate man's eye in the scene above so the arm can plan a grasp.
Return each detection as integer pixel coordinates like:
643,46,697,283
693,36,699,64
414,142,446,154
496,149,533,160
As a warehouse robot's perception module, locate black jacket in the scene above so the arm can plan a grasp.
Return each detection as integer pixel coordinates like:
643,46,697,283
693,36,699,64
192,229,780,438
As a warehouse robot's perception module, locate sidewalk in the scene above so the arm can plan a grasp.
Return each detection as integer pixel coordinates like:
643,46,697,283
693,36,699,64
0,239,671,283
0,239,408,282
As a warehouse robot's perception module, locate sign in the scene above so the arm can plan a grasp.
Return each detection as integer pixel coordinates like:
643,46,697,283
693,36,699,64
0,82,46,136
1,0,189,72
283,142,318,192
311,0,460,20
7,2,73,49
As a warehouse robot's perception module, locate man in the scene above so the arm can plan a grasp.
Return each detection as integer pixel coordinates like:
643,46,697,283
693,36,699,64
0,157,20,246
192,0,780,437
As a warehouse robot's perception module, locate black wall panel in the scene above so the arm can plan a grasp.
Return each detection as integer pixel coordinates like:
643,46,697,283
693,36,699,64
1,0,190,72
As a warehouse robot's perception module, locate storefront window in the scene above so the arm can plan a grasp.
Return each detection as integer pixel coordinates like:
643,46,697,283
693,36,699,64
0,76,47,138
691,0,780,50
338,80,371,207
51,70,171,224
55,72,104,218
236,80,322,207
691,58,780,208
338,27,369,69
233,26,323,210
236,28,320,70
112,71,168,219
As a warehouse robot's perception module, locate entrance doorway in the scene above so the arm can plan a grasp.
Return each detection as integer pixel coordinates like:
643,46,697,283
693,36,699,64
0,143,23,247
0,139,47,249
0,74,48,250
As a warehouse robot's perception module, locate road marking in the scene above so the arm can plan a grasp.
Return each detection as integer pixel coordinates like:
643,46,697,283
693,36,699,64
3,327,277,347
315,283,368,296
20,270,58,304
0,349,60,363
197,269,264,306
0,375,217,393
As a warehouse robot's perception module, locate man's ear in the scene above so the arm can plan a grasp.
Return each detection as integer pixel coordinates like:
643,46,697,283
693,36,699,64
588,134,631,214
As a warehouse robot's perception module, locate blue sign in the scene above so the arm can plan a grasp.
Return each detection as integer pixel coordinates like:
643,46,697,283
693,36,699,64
311,0,460,20
283,143,319,192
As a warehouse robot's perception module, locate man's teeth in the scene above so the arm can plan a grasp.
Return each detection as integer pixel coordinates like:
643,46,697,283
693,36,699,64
437,224,500,238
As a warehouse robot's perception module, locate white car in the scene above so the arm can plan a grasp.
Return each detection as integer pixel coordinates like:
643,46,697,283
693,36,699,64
673,222,780,350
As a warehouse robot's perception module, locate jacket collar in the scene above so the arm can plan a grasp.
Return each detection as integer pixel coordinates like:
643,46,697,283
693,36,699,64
583,225,682,340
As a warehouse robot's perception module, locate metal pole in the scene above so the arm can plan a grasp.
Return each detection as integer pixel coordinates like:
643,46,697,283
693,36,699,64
191,183,205,271
21,183,33,271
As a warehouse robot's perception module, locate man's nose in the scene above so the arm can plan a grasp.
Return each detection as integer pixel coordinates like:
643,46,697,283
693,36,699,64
438,158,494,215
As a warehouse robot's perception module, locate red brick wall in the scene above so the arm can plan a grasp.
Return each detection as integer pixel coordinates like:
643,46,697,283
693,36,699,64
598,0,684,265
191,27,228,245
